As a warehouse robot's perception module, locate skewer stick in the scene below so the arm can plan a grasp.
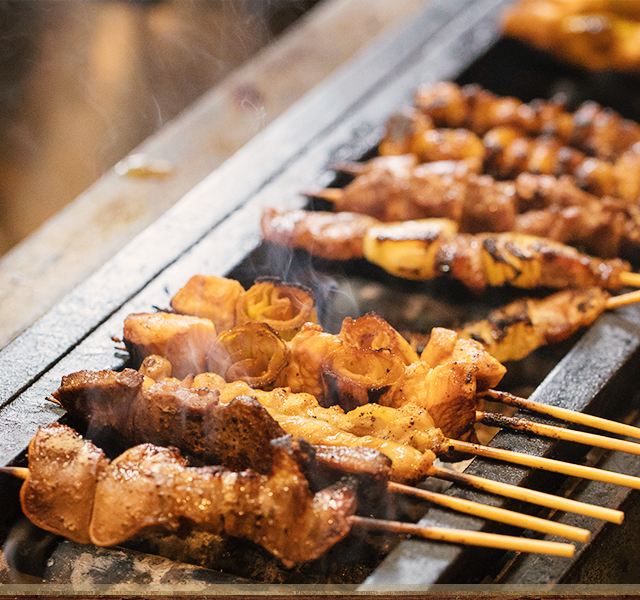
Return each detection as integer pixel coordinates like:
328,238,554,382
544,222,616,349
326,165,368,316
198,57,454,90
429,465,624,524
0,466,28,480
482,389,640,441
476,411,640,456
447,438,640,489
619,271,640,288
303,188,343,203
331,161,366,176
388,482,589,542
607,288,640,309
349,516,575,557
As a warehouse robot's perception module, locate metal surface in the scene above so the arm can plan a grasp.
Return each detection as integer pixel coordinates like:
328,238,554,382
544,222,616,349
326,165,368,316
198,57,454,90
2,0,640,588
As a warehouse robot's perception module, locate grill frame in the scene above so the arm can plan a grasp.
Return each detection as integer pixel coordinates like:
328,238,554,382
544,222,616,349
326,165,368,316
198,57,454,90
3,0,640,588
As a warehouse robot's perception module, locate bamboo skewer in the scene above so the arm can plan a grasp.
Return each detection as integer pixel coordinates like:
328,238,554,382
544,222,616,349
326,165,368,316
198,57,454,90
448,439,640,489
307,188,343,203
349,516,575,557
482,389,640,441
0,466,28,479
429,465,624,524
388,482,590,542
607,288,640,309
476,411,640,456
619,271,640,288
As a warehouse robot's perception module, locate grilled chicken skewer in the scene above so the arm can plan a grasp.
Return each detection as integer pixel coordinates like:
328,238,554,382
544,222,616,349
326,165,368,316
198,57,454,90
6,422,358,567
481,389,640,444
1,426,576,558
312,155,640,259
261,208,640,292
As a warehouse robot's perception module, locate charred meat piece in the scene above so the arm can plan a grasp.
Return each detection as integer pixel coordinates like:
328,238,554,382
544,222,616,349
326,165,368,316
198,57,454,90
170,274,244,332
235,279,317,341
20,422,109,544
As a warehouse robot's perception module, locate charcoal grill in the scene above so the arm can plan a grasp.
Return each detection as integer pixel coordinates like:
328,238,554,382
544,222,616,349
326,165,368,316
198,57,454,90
3,0,640,591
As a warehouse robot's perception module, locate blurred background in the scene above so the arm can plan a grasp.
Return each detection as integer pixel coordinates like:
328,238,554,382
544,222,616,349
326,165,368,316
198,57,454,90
0,0,319,257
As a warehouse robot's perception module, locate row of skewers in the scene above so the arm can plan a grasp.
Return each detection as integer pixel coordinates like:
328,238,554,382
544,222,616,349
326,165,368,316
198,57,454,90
7,82,640,577
6,274,640,570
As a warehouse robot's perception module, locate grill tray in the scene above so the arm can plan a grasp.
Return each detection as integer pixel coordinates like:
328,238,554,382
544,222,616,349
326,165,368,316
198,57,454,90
2,0,640,589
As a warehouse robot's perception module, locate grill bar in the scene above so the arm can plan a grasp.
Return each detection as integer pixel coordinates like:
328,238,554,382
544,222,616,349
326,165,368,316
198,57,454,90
3,0,640,587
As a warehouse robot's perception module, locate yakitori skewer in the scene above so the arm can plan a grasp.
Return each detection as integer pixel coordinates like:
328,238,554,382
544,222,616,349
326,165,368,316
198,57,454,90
407,287,639,363
428,465,623,525
4,424,578,560
398,81,640,203
0,464,578,556
449,439,640,490
136,278,640,474
476,411,640,457
413,82,640,162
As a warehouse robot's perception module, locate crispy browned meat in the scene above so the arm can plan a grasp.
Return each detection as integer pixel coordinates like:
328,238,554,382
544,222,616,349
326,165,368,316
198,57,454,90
171,275,317,341
381,85,640,203
261,206,377,260
262,208,632,292
319,157,640,258
21,424,357,567
339,312,419,366
378,109,485,167
501,1,640,78
481,125,636,200
53,369,286,473
53,363,438,483
415,81,640,162
170,274,244,332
